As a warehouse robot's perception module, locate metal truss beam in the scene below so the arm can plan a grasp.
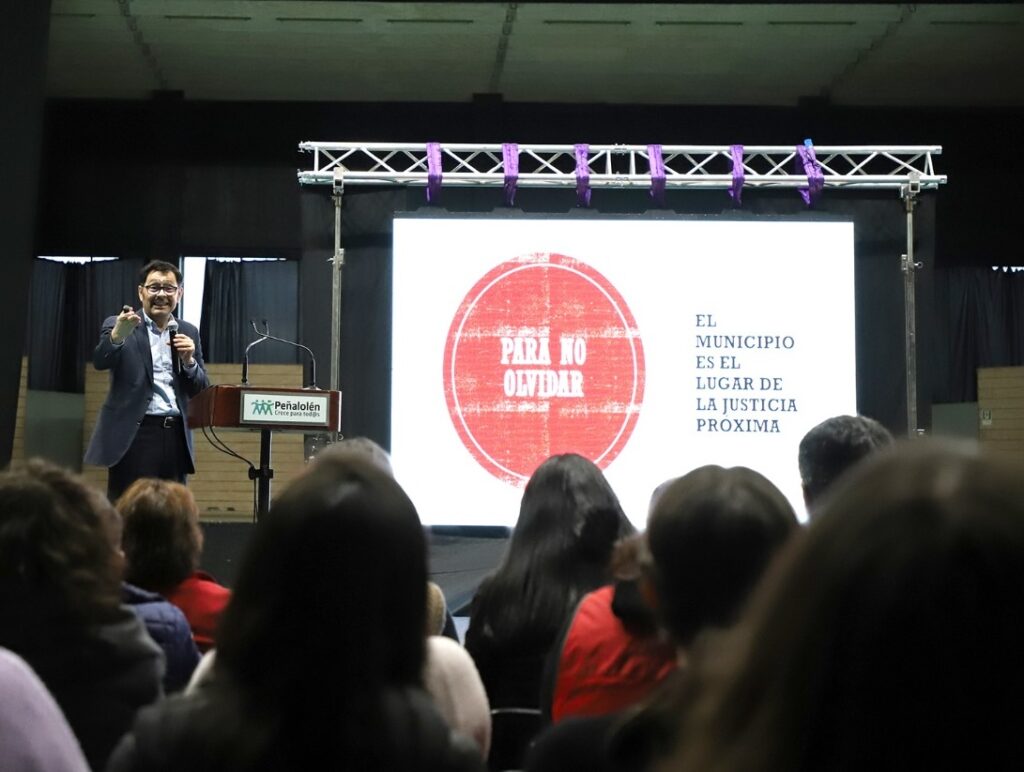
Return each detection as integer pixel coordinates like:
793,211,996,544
298,142,945,191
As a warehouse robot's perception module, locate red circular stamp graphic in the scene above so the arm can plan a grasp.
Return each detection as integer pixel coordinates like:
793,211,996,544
443,252,645,486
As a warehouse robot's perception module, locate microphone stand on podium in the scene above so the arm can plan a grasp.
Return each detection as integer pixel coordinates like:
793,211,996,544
189,322,341,519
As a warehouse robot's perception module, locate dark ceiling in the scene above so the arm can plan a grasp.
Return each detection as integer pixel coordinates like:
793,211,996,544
47,2,1024,107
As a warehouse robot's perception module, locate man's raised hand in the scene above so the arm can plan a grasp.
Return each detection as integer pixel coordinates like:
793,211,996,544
111,306,141,343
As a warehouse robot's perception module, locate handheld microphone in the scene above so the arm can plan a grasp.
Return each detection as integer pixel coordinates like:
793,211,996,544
167,320,181,376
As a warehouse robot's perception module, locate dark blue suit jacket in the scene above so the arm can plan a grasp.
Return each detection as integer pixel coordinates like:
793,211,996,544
85,316,210,469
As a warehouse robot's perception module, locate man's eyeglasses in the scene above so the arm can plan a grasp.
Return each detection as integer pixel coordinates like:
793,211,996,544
142,284,180,295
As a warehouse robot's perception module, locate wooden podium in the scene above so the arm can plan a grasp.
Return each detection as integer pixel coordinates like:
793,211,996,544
188,385,342,518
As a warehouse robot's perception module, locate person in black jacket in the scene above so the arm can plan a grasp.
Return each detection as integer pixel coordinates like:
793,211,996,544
0,460,163,771
108,452,482,772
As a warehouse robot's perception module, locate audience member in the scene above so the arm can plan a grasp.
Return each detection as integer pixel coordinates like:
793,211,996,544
0,646,89,772
542,479,681,724
0,460,163,771
424,635,492,759
465,453,635,711
527,465,798,772
314,435,395,476
320,438,460,640
86,485,199,692
668,443,1024,772
116,479,230,652
108,454,482,772
184,649,216,696
180,579,488,757
543,532,676,724
797,414,893,519
424,579,461,642
426,581,449,636
120,583,200,693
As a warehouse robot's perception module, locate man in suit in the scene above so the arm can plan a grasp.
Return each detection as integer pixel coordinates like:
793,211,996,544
85,260,210,502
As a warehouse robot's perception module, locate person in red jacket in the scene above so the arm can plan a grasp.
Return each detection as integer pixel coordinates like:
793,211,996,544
546,534,676,724
527,466,799,772
116,479,230,652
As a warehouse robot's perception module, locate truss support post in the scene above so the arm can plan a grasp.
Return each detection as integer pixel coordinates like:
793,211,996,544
331,170,345,439
901,174,922,438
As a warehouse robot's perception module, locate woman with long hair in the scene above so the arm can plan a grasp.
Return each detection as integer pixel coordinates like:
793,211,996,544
108,454,482,772
666,443,1024,772
465,453,635,710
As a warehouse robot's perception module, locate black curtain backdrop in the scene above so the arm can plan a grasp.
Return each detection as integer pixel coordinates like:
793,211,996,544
28,258,142,393
933,267,1024,403
27,260,72,391
200,259,299,366
200,261,243,364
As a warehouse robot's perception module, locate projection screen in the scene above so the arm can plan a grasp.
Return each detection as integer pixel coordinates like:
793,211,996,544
391,216,856,527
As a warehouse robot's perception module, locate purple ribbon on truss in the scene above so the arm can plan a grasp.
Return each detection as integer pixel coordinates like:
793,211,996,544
647,144,666,207
426,142,443,203
574,143,592,208
796,139,824,206
503,143,519,207
729,144,745,205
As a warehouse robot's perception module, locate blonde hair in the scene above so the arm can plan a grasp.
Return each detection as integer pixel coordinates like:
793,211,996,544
425,581,447,637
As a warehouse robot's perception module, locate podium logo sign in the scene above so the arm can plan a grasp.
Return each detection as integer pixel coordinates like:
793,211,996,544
443,253,645,486
250,399,275,416
241,391,330,426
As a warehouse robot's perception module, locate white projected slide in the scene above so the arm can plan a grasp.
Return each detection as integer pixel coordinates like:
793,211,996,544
391,216,856,527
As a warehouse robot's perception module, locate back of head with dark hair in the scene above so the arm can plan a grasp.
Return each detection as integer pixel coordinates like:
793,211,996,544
798,414,893,514
117,478,202,593
193,455,430,768
0,460,122,639
468,453,635,653
673,443,1024,772
646,465,798,647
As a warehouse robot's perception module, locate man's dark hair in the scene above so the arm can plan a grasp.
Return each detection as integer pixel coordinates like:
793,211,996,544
798,415,894,515
138,259,182,285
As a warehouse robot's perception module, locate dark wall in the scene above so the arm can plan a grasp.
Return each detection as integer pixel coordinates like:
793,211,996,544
0,0,51,467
